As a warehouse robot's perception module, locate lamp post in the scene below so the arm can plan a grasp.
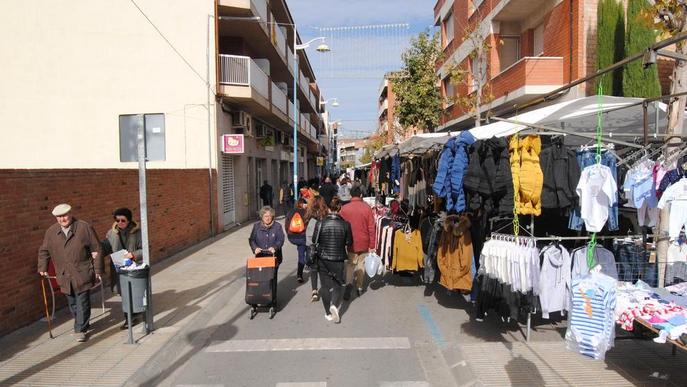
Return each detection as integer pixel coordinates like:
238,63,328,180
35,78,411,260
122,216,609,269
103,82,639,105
293,35,329,198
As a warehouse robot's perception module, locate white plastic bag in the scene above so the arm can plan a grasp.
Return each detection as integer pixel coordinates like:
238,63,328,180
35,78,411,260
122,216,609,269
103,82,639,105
365,252,382,278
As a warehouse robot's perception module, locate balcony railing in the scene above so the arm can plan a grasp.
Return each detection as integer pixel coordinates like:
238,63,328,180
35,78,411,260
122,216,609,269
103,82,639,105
490,56,564,100
378,99,389,117
252,0,267,25
272,21,287,60
287,49,295,72
308,89,318,111
272,82,287,115
288,100,295,123
219,54,269,100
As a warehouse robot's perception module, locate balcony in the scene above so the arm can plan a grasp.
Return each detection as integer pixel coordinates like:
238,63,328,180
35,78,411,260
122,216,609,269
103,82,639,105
493,0,550,22
490,57,564,106
219,55,269,105
219,0,267,23
378,99,389,118
271,82,287,116
271,13,287,60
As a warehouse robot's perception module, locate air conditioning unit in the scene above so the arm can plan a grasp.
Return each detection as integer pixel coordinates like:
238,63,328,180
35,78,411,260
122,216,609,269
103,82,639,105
255,122,268,138
231,111,252,130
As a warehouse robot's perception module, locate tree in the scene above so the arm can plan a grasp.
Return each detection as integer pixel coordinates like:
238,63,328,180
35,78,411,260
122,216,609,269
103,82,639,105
448,25,493,127
597,0,625,96
359,134,386,164
623,0,661,97
393,31,443,134
642,1,687,286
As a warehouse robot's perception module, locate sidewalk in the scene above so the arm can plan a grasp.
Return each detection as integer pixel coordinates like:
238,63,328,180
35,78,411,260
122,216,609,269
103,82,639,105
0,221,256,387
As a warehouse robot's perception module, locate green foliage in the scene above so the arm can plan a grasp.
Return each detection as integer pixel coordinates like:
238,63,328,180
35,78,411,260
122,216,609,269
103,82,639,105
597,0,625,96
359,135,385,164
394,31,443,132
623,0,661,97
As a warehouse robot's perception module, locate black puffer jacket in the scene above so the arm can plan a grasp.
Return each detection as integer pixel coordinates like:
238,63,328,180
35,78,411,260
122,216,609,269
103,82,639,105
463,138,513,215
313,213,353,262
540,139,580,209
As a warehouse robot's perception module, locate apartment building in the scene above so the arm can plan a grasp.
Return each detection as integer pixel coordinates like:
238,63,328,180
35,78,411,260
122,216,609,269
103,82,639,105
0,0,327,335
337,138,370,168
378,71,420,144
434,0,599,131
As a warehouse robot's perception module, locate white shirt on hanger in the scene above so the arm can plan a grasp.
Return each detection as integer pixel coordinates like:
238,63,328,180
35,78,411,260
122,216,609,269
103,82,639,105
576,164,618,232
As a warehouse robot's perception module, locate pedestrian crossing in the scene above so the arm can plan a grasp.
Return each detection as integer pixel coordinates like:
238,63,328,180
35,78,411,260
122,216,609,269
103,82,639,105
204,337,412,352
176,382,429,387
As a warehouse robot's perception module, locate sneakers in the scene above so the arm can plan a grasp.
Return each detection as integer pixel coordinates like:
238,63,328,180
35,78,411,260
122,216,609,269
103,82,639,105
325,313,334,322
311,290,320,302
329,305,341,323
76,332,87,342
357,287,363,296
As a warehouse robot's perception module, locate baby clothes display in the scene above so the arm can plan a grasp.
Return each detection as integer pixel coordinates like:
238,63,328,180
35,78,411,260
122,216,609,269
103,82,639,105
569,150,619,231
623,160,659,227
657,178,687,240
566,271,617,360
576,164,618,232
571,246,618,281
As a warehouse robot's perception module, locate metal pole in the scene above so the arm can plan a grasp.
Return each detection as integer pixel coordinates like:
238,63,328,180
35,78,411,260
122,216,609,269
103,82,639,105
137,119,154,333
127,280,134,344
207,14,216,236
643,102,649,146
293,25,299,200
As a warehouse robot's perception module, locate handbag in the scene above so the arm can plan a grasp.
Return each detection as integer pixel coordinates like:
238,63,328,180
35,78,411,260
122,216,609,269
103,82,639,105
306,220,322,267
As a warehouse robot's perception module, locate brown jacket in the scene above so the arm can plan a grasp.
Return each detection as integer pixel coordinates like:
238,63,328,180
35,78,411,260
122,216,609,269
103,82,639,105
437,215,473,291
38,219,103,295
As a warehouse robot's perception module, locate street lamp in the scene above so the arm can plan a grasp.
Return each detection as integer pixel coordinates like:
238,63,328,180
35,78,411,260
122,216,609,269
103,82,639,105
320,98,340,108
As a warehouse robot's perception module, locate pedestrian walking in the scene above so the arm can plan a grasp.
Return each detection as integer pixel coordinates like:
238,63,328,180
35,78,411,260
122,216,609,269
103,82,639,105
337,176,352,204
318,176,338,206
339,185,376,300
313,197,353,323
37,204,102,342
248,206,285,305
101,207,143,329
285,198,308,283
305,195,328,302
259,181,274,207
279,181,294,215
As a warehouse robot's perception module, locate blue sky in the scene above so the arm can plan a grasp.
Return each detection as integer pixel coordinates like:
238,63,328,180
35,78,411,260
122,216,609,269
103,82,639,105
289,0,436,136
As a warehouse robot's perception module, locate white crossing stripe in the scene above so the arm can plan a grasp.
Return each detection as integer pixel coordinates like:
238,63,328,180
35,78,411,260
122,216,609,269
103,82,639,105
378,382,429,387
206,337,411,352
275,383,327,387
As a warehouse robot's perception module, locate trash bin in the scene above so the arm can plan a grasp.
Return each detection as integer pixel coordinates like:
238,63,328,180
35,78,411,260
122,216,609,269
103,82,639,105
119,267,149,314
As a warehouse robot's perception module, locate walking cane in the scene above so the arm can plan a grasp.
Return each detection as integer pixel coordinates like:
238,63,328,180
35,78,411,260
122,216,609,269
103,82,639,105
40,276,54,339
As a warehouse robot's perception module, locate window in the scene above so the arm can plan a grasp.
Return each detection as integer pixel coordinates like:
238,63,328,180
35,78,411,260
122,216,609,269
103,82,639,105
499,36,520,72
533,23,544,56
443,76,455,106
444,12,454,48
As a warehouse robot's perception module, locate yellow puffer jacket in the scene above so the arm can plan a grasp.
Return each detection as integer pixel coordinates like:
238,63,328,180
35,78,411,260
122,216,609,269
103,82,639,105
509,135,543,216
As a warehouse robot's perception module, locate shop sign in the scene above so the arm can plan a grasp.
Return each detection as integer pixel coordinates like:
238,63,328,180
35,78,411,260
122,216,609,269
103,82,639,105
221,134,244,154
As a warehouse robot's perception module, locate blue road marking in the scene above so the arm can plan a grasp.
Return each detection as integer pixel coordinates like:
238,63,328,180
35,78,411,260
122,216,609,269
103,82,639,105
417,304,446,348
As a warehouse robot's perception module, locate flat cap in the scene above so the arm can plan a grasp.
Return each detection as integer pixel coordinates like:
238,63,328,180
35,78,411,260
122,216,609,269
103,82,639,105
51,203,72,216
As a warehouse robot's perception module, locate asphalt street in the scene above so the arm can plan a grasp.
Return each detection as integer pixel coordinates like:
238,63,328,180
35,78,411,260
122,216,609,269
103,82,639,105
127,222,476,387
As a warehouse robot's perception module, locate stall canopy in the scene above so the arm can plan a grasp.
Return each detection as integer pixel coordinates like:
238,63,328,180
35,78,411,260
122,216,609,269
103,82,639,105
469,95,671,144
377,96,675,159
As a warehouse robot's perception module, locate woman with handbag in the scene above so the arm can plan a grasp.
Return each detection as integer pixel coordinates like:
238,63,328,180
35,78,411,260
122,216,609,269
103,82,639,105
305,196,328,302
312,197,353,323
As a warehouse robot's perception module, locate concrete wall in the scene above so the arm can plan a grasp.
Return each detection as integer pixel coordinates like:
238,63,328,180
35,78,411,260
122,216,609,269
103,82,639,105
0,0,217,170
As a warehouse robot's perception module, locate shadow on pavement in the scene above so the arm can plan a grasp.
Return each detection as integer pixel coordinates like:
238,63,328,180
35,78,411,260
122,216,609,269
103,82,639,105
504,354,545,387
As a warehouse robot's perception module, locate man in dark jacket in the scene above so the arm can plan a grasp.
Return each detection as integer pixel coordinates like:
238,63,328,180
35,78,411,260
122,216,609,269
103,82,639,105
38,203,102,342
318,176,338,205
313,198,353,323
260,181,274,207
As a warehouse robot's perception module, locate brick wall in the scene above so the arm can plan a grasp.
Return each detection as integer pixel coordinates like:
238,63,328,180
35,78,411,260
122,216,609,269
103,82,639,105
0,168,213,336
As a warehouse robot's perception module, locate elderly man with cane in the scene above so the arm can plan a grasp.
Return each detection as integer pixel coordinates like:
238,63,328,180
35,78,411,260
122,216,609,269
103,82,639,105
38,203,102,342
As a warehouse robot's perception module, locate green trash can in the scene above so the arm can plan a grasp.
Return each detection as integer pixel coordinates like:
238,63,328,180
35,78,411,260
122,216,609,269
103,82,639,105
119,267,149,314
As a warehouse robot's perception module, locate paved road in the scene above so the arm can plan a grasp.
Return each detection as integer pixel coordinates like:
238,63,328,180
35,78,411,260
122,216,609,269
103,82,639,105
125,220,687,387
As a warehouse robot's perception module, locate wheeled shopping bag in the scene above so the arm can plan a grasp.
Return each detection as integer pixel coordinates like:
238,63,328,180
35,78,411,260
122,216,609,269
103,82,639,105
245,256,278,319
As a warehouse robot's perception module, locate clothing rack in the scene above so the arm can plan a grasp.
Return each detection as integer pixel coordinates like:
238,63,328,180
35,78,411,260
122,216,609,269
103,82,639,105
486,232,652,342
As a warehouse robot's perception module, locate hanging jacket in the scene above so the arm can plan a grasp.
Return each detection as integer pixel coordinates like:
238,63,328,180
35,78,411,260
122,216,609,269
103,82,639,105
437,215,473,291
539,244,572,319
510,135,543,216
463,137,513,215
391,154,401,194
540,138,581,209
432,132,476,213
